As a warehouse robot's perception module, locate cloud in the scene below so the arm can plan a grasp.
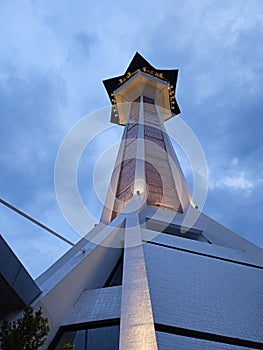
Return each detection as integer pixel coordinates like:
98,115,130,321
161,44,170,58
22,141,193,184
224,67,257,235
210,171,254,192
0,59,67,202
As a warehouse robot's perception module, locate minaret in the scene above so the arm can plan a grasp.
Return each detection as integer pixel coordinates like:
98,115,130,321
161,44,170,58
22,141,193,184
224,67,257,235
101,52,191,224
2,53,263,350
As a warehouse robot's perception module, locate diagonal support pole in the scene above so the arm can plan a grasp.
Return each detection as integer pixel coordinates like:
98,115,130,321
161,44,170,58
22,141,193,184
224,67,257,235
0,198,85,254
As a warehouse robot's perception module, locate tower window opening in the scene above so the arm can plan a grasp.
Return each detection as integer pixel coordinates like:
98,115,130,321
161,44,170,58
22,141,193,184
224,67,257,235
50,321,120,350
104,252,124,288
145,219,211,243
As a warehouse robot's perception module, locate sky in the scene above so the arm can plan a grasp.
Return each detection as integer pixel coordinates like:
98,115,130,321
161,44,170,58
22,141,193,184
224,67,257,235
0,0,262,278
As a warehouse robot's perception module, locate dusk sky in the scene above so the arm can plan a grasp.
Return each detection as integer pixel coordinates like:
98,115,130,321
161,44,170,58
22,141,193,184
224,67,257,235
0,0,262,278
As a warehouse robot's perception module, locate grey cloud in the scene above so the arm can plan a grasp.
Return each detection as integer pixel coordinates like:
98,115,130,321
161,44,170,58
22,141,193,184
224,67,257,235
0,59,67,206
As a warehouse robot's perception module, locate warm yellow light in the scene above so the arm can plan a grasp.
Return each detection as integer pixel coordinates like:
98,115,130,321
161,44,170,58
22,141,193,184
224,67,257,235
133,179,146,196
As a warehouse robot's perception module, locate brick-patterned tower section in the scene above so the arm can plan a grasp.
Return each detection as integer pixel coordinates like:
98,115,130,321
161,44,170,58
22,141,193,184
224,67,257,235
143,96,182,211
111,98,139,220
101,53,188,224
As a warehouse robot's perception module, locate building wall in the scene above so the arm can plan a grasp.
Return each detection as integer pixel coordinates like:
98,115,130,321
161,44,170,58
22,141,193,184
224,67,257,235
156,332,252,350
143,236,263,344
62,286,122,326
34,225,124,347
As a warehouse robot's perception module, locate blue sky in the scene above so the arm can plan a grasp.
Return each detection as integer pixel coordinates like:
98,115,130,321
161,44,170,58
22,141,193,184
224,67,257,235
0,0,262,278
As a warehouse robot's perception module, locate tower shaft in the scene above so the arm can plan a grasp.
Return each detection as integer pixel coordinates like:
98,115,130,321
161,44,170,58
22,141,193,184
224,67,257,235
101,95,183,223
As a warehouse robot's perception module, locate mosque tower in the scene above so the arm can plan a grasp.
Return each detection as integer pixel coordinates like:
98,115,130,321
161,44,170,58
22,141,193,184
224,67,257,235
1,53,263,350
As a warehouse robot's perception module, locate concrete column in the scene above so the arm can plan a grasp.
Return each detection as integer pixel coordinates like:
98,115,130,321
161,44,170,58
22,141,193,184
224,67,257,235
119,213,157,350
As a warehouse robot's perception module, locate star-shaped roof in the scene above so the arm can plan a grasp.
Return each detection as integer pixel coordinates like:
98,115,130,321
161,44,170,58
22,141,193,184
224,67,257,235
103,52,181,119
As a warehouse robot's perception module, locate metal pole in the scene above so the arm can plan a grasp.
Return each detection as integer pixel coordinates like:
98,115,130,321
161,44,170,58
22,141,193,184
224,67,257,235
0,198,85,254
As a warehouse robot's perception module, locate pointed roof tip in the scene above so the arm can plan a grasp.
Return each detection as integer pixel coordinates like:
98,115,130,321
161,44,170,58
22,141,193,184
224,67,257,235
131,51,144,58
126,51,179,75
125,52,155,74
